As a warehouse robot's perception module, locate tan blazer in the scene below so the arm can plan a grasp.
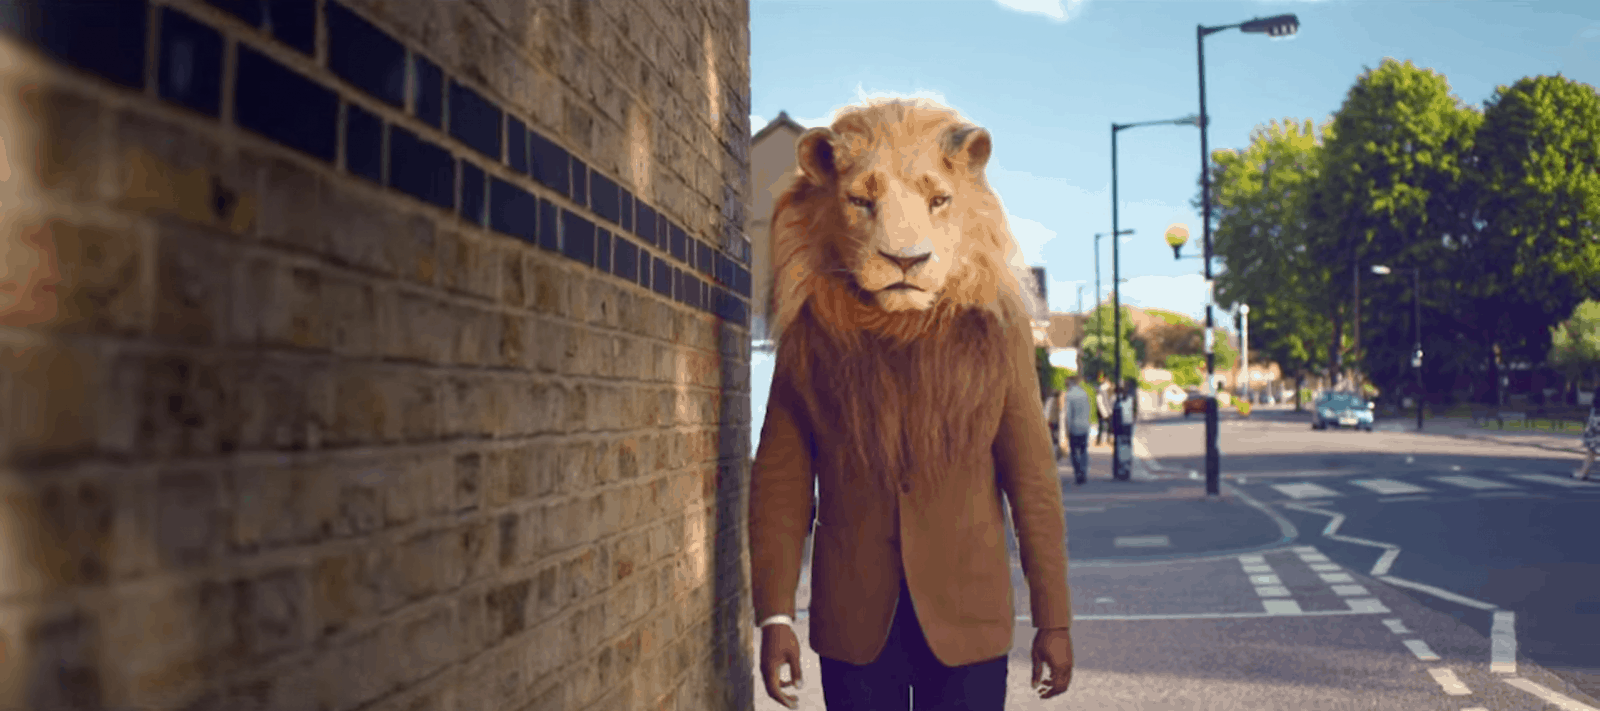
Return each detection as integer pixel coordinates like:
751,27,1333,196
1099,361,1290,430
748,354,1073,667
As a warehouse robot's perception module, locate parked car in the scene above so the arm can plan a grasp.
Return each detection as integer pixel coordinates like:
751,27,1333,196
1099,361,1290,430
1312,392,1375,431
1183,392,1208,417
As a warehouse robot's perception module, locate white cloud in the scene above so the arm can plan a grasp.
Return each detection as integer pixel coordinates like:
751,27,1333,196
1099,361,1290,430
750,114,767,134
852,83,949,106
992,0,1087,22
793,114,833,128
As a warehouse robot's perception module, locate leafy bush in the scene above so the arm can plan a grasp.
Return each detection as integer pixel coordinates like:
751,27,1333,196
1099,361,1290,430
1237,400,1252,417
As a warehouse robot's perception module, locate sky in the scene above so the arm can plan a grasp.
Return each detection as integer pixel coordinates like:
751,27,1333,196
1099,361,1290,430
749,0,1600,322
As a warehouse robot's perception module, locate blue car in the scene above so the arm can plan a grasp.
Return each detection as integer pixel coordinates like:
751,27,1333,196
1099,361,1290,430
1312,392,1375,431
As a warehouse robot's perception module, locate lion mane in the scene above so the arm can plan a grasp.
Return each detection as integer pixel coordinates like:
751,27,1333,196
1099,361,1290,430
766,98,1041,497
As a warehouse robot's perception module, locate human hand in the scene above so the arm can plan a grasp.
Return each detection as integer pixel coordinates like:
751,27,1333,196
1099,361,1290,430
1030,627,1074,699
760,623,804,709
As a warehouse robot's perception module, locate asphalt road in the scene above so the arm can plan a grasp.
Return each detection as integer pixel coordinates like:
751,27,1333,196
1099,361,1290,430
751,405,1600,709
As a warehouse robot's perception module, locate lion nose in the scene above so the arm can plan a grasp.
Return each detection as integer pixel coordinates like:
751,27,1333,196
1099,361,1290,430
879,249,932,273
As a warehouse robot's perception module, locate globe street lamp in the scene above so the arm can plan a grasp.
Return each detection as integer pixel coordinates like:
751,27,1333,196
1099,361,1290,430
1372,264,1424,431
1111,115,1200,480
1197,12,1300,496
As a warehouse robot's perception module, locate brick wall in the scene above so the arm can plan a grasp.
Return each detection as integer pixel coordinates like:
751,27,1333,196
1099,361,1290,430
0,1,753,710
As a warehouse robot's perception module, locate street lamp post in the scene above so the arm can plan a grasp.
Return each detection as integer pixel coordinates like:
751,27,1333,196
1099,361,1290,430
1093,229,1134,388
1197,12,1299,495
1373,264,1424,430
1111,117,1199,480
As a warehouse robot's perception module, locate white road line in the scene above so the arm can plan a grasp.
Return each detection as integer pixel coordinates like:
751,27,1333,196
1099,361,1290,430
1242,564,1274,574
1377,495,1433,503
1255,586,1291,597
1433,475,1516,490
1331,584,1371,596
1273,483,1343,499
1309,562,1342,572
1114,535,1171,548
1504,677,1600,711
1318,572,1356,584
1403,639,1441,661
1511,473,1600,488
1377,575,1499,611
1262,599,1303,615
1297,551,1331,562
1491,610,1517,674
1059,608,1390,622
1347,598,1390,613
1372,548,1400,576
1094,597,1116,604
1382,618,1410,634
1291,545,1319,553
1250,574,1283,586
1352,478,1431,495
1428,667,1472,696
1238,554,1266,564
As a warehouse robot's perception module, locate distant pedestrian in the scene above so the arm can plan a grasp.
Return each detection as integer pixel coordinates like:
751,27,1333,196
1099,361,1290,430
1576,384,1600,480
1095,379,1113,445
1063,375,1093,485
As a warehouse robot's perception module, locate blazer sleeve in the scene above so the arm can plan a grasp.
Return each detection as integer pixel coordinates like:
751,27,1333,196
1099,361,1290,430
993,364,1074,629
748,373,818,624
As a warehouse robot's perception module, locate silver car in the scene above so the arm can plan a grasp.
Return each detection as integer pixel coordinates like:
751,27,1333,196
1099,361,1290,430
1312,392,1375,431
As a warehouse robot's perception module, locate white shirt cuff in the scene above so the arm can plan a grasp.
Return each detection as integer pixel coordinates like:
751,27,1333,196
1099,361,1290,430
758,614,795,629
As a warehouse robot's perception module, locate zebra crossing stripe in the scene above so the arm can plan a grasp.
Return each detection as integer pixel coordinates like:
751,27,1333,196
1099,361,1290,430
1433,475,1516,490
1351,478,1430,495
1511,473,1600,489
1272,483,1342,499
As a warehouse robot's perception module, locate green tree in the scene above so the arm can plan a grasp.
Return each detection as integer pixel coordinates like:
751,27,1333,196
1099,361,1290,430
1166,354,1204,388
1309,58,1484,399
1454,74,1600,403
1549,300,1600,395
1077,304,1141,385
1203,116,1336,406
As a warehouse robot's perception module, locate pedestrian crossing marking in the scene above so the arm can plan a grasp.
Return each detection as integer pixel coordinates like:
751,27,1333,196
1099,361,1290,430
1308,562,1341,572
1318,572,1355,584
1297,553,1331,563
1351,478,1430,495
1347,598,1390,613
1262,599,1302,615
1254,586,1291,597
1249,574,1282,586
1241,564,1273,574
1432,475,1515,490
1403,639,1440,661
1291,546,1319,553
1511,473,1600,489
1272,483,1342,499
1237,554,1265,564
1331,584,1371,596
1382,619,1410,634
1428,668,1472,696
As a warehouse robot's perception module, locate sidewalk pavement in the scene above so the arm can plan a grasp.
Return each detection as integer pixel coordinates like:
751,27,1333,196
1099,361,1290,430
1404,415,1590,456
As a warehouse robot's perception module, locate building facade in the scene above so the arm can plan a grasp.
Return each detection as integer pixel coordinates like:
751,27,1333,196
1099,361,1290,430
0,2,755,710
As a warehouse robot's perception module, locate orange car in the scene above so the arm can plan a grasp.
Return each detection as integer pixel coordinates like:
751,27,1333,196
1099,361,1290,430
1182,393,1209,417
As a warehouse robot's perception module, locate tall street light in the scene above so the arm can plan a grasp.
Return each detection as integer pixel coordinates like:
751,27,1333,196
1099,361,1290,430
1197,11,1300,496
1372,264,1424,431
1111,115,1199,480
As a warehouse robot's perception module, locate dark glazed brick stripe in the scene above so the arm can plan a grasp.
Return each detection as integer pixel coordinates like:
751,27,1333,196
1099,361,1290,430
158,7,224,118
388,125,455,211
9,0,747,318
561,210,596,266
236,46,338,163
461,160,487,227
448,80,502,162
327,1,405,109
1,0,149,89
529,132,570,198
489,177,537,243
590,172,620,225
412,54,444,129
344,102,384,184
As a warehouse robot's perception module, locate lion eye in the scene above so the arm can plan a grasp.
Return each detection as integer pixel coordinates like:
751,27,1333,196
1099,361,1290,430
847,195,874,210
929,195,951,209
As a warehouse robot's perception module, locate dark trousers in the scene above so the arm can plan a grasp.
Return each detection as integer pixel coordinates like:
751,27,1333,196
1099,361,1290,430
1067,433,1089,483
820,579,1008,711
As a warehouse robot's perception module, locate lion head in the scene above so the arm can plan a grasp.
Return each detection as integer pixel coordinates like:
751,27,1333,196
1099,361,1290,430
768,98,1033,346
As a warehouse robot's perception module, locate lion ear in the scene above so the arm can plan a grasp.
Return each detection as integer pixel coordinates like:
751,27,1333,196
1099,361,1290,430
946,125,992,173
796,128,839,185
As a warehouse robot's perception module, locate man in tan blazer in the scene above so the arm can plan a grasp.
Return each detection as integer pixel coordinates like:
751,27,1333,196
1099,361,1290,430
749,99,1074,710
